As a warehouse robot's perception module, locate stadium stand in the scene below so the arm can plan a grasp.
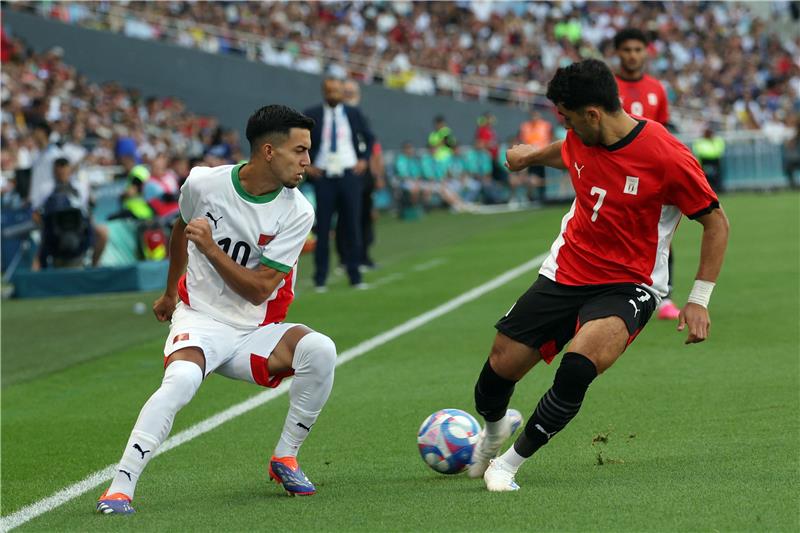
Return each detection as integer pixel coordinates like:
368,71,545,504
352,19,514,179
2,2,797,295
10,0,799,135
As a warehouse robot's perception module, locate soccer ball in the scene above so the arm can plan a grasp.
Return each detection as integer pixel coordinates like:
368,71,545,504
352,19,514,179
417,408,480,474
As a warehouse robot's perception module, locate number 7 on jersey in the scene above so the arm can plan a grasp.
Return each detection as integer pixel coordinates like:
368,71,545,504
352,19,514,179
590,186,606,222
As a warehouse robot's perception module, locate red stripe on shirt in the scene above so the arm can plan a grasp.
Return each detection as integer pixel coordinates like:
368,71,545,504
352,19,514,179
177,273,190,305
260,268,294,325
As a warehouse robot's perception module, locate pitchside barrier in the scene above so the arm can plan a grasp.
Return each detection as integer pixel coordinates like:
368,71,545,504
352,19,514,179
3,131,789,298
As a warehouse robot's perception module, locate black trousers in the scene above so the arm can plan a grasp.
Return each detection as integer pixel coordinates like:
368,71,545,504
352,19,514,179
336,172,375,267
312,170,363,286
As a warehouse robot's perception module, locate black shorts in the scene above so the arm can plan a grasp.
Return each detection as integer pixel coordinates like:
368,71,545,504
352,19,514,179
495,275,657,364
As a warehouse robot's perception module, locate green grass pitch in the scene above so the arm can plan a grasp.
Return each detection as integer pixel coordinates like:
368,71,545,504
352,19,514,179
2,191,798,532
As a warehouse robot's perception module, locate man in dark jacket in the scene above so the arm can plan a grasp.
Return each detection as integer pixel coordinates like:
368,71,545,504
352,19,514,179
305,77,374,290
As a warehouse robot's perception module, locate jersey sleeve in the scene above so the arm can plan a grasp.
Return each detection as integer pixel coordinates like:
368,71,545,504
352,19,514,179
259,208,314,273
178,177,195,224
662,139,718,218
178,166,208,223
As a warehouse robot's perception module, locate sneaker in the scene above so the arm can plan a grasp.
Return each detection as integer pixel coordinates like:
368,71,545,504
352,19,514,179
269,456,316,496
484,458,520,492
314,285,328,294
657,299,681,320
353,282,370,290
467,408,523,479
96,491,135,515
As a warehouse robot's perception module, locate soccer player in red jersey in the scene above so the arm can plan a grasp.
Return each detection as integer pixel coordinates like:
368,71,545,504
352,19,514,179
468,59,729,492
614,27,681,320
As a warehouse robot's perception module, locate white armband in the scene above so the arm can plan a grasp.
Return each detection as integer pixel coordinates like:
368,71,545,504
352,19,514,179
687,280,715,308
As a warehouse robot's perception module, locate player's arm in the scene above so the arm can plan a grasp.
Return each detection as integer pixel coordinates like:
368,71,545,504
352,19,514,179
678,206,730,344
153,218,189,321
184,217,286,306
505,140,567,172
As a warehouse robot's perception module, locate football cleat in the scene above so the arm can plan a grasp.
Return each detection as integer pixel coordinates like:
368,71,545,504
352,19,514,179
484,457,521,492
657,299,681,320
269,456,316,496
96,491,135,515
468,408,523,479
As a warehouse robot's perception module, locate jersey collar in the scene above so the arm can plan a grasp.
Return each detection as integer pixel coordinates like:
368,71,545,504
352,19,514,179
603,120,647,152
231,163,282,203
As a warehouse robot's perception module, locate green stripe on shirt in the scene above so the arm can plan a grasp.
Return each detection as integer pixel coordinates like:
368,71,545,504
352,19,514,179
260,256,291,273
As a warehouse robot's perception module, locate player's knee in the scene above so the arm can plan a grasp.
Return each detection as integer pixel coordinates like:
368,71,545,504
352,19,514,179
294,332,337,375
554,352,597,400
160,360,202,410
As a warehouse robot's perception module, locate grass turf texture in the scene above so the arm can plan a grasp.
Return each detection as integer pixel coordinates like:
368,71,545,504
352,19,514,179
2,191,798,531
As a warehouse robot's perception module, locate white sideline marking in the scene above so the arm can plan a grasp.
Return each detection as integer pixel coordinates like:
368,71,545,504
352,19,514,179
0,252,548,532
412,258,447,272
369,272,405,288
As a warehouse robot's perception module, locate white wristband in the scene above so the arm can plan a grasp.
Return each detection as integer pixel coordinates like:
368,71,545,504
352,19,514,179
687,280,715,308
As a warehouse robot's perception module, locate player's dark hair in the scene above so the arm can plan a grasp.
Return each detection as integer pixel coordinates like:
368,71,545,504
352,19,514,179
53,157,70,168
245,105,315,151
614,28,648,49
546,59,622,113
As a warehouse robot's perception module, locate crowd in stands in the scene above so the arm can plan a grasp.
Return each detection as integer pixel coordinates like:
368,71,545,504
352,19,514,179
14,1,799,135
0,33,244,268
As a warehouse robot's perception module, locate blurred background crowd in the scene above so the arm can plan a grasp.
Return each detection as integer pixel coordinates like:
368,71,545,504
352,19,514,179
15,0,800,134
1,1,798,280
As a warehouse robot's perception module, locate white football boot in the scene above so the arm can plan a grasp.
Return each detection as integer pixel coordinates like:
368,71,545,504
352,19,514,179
484,457,520,492
467,408,523,478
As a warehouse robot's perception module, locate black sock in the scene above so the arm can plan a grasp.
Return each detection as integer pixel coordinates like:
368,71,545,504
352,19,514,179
474,359,516,422
514,352,597,457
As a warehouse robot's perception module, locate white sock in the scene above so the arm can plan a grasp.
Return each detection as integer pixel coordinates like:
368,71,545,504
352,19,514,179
274,333,336,458
106,360,202,499
485,415,508,441
498,445,527,472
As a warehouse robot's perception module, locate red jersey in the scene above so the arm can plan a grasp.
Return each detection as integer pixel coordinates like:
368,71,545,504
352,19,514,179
616,74,669,125
540,120,718,297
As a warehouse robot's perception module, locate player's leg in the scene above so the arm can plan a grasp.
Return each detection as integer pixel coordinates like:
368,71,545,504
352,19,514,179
470,276,575,479
658,250,680,319
487,285,655,491
98,349,205,514
216,324,337,495
98,305,230,513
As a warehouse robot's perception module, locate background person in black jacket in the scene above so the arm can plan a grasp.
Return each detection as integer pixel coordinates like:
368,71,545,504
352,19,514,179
305,77,374,291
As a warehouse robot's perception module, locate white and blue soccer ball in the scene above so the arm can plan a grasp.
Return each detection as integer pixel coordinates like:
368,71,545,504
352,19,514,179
417,408,480,474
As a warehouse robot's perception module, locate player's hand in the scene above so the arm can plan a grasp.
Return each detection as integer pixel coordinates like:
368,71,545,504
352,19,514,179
305,166,322,179
677,302,710,344
153,292,178,322
505,144,533,172
353,160,368,176
185,218,215,256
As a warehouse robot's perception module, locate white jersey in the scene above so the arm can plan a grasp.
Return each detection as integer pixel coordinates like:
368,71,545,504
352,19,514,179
176,163,314,329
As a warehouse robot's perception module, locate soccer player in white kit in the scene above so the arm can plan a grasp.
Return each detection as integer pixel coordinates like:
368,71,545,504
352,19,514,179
97,105,335,514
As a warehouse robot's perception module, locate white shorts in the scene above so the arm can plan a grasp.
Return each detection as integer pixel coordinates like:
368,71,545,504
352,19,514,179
164,302,301,388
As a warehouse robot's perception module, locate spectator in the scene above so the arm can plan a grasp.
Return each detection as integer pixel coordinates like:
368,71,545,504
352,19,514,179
337,79,383,270
428,115,456,164
519,109,553,202
693,127,727,193
393,141,426,208
28,120,65,211
143,154,180,219
783,119,800,189
39,157,107,267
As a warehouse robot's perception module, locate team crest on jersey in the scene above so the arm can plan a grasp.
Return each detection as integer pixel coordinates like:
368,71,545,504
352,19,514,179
647,93,658,106
624,176,639,195
258,234,275,246
173,333,190,343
